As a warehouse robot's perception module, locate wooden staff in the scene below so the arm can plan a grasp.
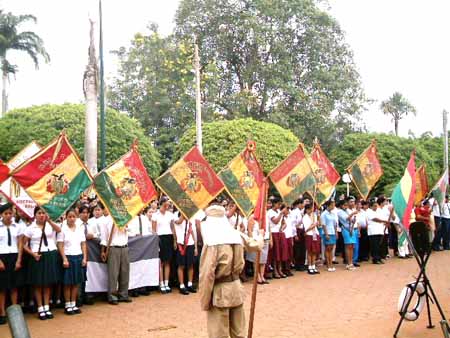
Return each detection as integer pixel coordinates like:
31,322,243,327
247,178,268,338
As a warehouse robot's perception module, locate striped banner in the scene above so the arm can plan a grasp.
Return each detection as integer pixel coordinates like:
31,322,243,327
94,143,157,228
11,133,92,220
156,146,224,219
219,141,264,217
269,144,316,206
392,151,416,229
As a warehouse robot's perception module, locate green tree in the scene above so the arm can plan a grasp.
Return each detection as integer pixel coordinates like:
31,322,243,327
0,104,161,177
173,118,299,173
175,0,367,146
380,92,416,136
329,132,442,197
0,12,50,114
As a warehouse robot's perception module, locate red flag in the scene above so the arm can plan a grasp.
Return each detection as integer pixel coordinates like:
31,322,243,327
0,160,9,184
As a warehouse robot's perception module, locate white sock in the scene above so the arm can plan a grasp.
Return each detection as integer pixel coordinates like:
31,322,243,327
164,280,169,287
160,282,165,288
43,305,49,312
308,265,312,270
187,281,193,287
38,306,44,313
180,283,185,289
65,302,71,309
70,301,76,308
312,265,316,270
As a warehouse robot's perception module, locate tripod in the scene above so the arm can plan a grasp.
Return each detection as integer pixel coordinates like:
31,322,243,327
393,222,448,337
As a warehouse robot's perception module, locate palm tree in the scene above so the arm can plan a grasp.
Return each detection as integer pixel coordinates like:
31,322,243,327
0,12,50,115
380,92,416,136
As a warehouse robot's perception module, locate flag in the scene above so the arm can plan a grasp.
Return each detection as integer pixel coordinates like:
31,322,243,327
269,144,316,206
430,169,448,210
391,151,416,229
94,142,158,228
11,133,93,220
156,146,224,219
253,177,269,231
346,140,383,200
309,142,341,206
415,163,429,205
0,160,9,184
219,141,265,217
86,234,159,292
0,141,41,218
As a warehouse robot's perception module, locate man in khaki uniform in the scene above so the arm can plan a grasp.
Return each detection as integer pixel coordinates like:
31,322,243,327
199,204,263,338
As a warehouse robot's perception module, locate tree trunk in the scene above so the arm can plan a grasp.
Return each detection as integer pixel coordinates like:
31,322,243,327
84,20,99,175
2,68,8,117
394,119,399,136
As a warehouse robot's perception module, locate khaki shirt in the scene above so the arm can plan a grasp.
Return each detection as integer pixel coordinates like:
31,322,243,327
199,234,262,311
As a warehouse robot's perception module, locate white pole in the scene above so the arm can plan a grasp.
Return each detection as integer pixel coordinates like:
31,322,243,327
194,36,202,153
346,183,350,197
444,110,448,172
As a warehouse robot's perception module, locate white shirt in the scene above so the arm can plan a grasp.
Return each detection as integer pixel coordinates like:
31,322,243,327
367,208,385,236
303,213,319,236
174,218,196,245
0,221,25,254
441,202,450,219
290,208,303,229
100,215,128,247
268,209,281,233
87,216,105,239
284,212,295,238
356,209,368,228
24,222,58,252
151,210,175,236
127,215,152,237
57,224,86,256
430,198,441,217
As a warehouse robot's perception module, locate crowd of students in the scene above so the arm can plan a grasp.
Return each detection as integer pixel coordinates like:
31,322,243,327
0,192,446,325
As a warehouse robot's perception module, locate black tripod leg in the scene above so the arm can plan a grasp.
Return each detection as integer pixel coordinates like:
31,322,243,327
423,279,435,329
424,276,448,320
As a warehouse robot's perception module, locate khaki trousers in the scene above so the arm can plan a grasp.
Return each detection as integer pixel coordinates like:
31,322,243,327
107,246,129,300
207,304,245,338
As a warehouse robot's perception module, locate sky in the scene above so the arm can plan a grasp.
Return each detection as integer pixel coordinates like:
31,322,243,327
2,0,449,137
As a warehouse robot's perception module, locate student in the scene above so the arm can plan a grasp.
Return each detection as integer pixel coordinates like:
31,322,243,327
247,213,270,284
320,201,337,272
0,203,24,324
283,207,296,276
87,203,106,241
337,200,358,271
356,201,370,261
76,205,90,306
291,199,306,271
173,214,198,295
23,206,61,320
268,198,287,278
152,196,175,294
367,200,387,264
57,209,87,315
303,204,320,275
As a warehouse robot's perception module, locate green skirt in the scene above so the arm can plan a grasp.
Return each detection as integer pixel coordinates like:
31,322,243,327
27,250,60,286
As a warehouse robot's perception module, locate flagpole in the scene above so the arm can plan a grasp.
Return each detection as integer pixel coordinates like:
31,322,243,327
443,110,448,173
99,0,106,170
194,35,202,153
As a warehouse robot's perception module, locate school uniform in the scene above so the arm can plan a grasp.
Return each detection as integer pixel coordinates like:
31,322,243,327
152,210,175,263
127,214,152,237
246,219,270,264
320,210,337,246
87,216,105,240
356,209,370,261
268,209,283,263
291,207,306,270
367,208,385,263
283,213,295,264
441,202,450,249
0,221,25,290
337,209,357,245
174,217,196,267
24,222,60,286
57,224,86,285
100,216,130,302
303,214,321,255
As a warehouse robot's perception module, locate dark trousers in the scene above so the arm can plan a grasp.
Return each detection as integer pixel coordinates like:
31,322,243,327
432,216,444,249
336,232,347,263
441,218,450,249
381,234,389,258
369,235,383,262
293,228,306,268
359,228,370,260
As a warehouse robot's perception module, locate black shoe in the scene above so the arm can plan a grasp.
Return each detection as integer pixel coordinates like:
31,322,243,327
373,260,381,265
286,271,294,277
38,312,47,320
398,256,406,259
138,289,151,296
64,308,75,315
108,299,119,305
179,287,189,295
307,269,315,275
353,263,360,267
45,311,54,319
332,261,339,265
72,306,81,314
118,297,132,303
0,316,6,325
130,290,139,297
187,285,197,293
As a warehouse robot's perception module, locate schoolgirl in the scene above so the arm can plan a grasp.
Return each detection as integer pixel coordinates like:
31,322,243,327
320,200,338,272
23,206,61,320
303,204,321,274
0,203,24,324
337,200,358,271
268,198,288,278
57,209,87,315
246,213,270,284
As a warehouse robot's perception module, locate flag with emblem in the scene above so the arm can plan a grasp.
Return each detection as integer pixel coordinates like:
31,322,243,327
415,163,429,205
391,151,416,229
0,141,41,218
156,146,224,219
430,169,448,211
346,140,383,200
94,142,158,228
0,160,9,184
309,142,341,206
269,144,316,206
11,133,93,220
219,141,265,217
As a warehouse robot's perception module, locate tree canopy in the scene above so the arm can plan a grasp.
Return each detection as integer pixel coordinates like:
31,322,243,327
0,104,162,177
380,92,416,136
173,118,299,173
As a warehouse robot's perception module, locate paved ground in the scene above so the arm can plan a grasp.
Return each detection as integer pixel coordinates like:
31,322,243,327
1,251,450,338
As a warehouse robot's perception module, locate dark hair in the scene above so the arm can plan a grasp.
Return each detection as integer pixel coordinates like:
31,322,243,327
159,196,170,205
377,196,386,204
65,208,77,217
337,200,347,208
78,205,90,214
33,206,45,216
325,200,335,209
369,200,378,208
361,200,369,206
292,198,304,207
271,197,281,205
305,204,313,212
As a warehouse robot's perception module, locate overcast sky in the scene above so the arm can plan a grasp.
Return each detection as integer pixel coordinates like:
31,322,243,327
2,0,449,137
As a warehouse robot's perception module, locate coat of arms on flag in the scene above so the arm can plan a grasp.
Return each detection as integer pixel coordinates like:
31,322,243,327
94,141,158,228
269,143,316,206
219,140,265,217
11,132,93,220
346,140,383,200
156,146,224,219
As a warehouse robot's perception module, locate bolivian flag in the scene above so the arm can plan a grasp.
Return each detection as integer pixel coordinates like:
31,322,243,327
94,143,158,228
415,163,429,206
219,141,264,217
309,143,341,206
346,141,383,200
392,151,416,229
269,144,316,205
156,146,224,219
11,133,93,220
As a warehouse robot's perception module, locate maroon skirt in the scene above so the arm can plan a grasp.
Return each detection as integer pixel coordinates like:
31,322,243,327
272,232,282,262
305,235,321,255
283,236,294,262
